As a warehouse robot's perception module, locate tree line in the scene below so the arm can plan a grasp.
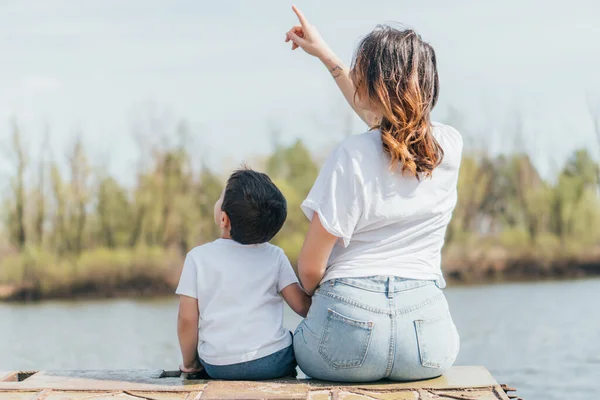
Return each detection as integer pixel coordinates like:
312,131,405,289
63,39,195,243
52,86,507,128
1,110,599,298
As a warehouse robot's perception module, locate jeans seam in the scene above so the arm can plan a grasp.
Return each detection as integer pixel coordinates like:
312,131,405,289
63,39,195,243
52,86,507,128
415,320,449,368
394,293,445,316
334,278,433,292
333,280,387,293
384,295,395,378
316,290,389,314
318,309,374,369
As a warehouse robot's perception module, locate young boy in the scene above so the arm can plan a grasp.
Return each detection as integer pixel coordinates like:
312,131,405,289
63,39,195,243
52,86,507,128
176,168,312,380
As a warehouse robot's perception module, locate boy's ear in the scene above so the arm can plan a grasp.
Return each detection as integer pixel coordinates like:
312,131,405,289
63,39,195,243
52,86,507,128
220,211,230,229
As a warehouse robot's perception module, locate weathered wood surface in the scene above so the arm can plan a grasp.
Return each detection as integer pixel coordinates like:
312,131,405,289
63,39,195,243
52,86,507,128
0,366,513,399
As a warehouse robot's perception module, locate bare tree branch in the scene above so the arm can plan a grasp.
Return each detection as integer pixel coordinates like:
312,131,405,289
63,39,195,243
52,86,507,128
586,94,600,193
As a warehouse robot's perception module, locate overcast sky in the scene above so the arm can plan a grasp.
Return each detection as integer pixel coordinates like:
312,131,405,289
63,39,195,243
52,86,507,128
1,0,599,181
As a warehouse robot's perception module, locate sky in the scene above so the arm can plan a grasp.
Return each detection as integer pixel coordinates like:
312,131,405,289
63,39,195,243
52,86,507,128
1,0,599,183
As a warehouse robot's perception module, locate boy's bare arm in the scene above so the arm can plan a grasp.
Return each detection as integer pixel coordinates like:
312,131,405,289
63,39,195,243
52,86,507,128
281,283,312,317
177,295,202,371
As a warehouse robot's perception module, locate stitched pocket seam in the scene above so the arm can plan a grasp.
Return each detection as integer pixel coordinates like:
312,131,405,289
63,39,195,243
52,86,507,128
318,309,374,369
415,312,456,369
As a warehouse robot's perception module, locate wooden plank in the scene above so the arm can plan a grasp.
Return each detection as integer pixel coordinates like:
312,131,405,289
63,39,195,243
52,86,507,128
201,380,310,400
0,392,38,400
333,390,419,399
308,367,498,390
0,369,207,392
0,367,503,397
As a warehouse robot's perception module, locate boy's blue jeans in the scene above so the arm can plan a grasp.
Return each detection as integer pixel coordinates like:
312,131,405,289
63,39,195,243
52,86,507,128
199,343,297,380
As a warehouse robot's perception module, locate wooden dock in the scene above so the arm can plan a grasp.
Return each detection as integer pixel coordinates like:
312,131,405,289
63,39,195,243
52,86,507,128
0,366,517,399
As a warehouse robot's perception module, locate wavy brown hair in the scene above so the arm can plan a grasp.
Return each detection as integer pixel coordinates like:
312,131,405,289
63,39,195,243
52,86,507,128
350,26,443,178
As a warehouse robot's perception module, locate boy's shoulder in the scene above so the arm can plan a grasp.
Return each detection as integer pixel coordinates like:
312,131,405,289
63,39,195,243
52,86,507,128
187,240,221,257
264,243,286,258
187,240,285,259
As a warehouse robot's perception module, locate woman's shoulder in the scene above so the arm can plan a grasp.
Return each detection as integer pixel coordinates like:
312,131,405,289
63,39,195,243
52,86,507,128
333,130,382,159
330,124,462,164
339,124,462,149
431,122,463,168
431,122,463,149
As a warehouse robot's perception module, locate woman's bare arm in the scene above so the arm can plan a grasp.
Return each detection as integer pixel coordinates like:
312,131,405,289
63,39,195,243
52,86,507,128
285,6,379,127
297,213,339,295
318,52,379,126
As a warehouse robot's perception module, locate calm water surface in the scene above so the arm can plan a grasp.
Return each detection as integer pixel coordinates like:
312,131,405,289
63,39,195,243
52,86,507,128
1,278,599,400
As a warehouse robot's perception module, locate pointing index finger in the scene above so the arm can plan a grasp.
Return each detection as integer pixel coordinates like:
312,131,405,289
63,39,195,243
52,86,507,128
292,4,309,28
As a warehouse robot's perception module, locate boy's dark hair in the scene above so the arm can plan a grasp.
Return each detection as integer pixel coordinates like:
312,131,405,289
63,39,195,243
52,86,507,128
222,168,287,245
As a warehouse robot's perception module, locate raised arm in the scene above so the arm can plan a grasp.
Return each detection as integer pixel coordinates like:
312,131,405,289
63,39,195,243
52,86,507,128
285,5,379,127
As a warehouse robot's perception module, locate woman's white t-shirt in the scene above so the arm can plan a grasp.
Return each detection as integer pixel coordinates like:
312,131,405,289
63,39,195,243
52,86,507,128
301,123,462,288
176,239,299,365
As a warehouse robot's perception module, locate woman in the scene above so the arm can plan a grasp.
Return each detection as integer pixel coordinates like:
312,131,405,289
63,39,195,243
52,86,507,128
285,6,462,382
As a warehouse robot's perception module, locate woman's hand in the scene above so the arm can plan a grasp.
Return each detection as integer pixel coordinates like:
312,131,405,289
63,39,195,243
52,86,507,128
285,5,332,60
285,5,380,127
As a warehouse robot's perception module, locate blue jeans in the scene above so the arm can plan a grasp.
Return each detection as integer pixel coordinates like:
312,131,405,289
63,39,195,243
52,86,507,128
293,276,460,382
199,344,297,380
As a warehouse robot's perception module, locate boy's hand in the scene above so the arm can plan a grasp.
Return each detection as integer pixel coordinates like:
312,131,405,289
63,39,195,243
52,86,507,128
281,283,312,318
180,359,203,374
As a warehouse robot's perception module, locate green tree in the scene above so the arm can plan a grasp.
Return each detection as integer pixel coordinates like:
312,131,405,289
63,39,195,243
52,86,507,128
96,176,132,248
195,168,224,242
266,139,319,264
551,150,599,242
266,139,319,196
5,120,28,249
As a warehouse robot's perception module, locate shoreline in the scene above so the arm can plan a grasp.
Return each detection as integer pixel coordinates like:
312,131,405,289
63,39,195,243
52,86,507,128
1,264,598,303
0,280,175,303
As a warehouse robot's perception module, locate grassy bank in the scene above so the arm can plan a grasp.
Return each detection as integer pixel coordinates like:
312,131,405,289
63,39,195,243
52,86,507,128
443,234,600,282
0,247,181,301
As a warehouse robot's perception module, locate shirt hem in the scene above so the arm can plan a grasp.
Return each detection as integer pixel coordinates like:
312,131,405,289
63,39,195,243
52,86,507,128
199,336,292,366
175,289,198,299
278,280,299,293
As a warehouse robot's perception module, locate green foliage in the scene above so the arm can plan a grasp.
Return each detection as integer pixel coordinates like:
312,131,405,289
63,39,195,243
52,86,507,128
266,140,319,196
446,148,600,275
96,176,133,248
0,127,322,295
0,246,177,296
1,120,599,296
266,140,319,265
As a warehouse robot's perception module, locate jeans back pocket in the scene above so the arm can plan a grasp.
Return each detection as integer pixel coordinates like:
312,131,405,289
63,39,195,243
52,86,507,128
414,312,459,369
318,309,374,369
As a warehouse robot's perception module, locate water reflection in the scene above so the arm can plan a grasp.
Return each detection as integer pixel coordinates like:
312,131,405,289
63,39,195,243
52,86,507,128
1,278,599,400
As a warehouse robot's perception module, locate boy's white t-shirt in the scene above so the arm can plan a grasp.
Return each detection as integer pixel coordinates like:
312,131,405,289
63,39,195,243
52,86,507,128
176,239,298,366
301,123,463,288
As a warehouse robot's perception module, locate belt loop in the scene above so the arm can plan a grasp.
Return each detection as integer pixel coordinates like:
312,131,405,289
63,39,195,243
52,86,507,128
329,279,335,287
386,277,392,299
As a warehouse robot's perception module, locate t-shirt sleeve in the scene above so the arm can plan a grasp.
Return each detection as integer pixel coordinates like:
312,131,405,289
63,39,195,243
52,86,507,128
301,145,362,247
175,253,198,299
277,251,299,293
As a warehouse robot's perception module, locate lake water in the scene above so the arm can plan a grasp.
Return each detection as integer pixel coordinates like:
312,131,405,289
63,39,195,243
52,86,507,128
1,278,599,400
